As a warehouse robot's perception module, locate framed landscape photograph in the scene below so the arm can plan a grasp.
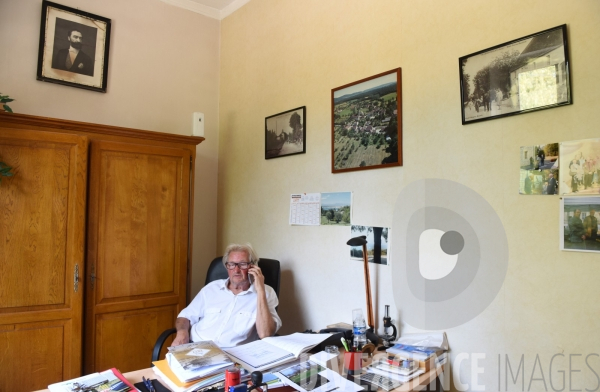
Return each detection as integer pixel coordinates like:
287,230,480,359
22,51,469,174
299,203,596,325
459,25,571,124
37,0,111,92
332,68,402,173
265,106,306,159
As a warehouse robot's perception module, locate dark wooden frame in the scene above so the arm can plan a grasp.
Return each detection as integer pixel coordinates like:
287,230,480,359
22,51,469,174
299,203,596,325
36,0,111,93
265,106,306,159
459,24,571,125
331,68,402,174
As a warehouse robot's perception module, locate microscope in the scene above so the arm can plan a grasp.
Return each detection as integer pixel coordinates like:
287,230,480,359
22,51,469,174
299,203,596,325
377,305,397,351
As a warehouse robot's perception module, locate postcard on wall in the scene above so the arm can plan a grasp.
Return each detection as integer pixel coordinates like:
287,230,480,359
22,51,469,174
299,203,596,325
350,225,390,265
320,192,352,226
559,138,600,195
290,193,321,226
519,143,559,195
560,196,600,253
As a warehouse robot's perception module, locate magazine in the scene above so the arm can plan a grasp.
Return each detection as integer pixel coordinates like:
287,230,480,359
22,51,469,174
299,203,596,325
167,341,233,382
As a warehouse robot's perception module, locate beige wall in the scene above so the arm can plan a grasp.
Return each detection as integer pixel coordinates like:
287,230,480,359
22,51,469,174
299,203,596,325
219,0,600,390
0,0,220,295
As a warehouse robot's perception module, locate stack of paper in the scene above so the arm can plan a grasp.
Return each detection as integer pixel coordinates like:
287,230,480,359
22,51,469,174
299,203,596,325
153,360,247,392
166,341,234,383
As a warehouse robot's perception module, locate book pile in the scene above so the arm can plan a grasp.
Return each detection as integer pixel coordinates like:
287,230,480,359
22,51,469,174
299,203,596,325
152,340,240,392
362,332,448,389
48,368,136,392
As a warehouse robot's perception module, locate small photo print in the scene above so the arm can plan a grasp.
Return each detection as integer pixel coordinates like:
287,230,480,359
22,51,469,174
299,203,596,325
561,196,600,252
519,143,559,195
350,225,390,265
320,192,352,226
559,138,600,195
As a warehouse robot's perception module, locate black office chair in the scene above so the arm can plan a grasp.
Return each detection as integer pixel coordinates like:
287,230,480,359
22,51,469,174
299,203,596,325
151,257,281,364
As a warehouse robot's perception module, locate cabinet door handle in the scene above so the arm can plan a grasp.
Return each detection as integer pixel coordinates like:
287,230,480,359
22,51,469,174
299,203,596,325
74,264,79,292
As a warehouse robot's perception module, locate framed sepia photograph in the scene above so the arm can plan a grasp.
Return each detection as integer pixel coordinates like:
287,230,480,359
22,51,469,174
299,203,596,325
460,25,571,124
559,138,600,195
331,68,402,173
36,0,111,92
265,106,306,159
560,196,600,253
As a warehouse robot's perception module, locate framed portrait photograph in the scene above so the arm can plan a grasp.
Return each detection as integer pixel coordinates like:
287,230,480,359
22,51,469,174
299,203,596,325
459,25,571,125
36,0,111,92
559,138,600,195
265,106,306,159
560,196,600,253
331,68,402,174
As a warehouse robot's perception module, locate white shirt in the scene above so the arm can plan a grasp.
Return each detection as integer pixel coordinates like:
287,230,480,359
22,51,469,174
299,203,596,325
178,278,282,348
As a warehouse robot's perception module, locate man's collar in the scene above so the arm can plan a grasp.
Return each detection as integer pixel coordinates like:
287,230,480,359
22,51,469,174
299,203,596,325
220,278,255,293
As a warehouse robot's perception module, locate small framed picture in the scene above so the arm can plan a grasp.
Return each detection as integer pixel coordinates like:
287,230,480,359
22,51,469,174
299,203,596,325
332,68,402,173
459,25,571,124
265,106,306,159
560,196,600,253
36,0,111,92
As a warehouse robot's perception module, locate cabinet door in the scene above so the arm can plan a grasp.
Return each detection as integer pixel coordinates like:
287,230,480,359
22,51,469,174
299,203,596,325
85,140,191,373
0,129,88,392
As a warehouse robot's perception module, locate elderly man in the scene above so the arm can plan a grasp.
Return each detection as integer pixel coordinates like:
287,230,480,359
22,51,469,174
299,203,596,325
583,209,598,241
568,210,586,243
171,243,281,348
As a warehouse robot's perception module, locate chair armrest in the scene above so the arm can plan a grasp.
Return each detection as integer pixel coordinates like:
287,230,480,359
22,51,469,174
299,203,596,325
151,328,177,365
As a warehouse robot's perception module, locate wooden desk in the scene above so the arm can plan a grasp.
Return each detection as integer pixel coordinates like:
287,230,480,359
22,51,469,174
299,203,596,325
33,364,442,392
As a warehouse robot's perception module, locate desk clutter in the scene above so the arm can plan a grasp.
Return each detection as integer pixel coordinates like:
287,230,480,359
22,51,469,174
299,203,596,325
44,332,448,392
47,368,137,391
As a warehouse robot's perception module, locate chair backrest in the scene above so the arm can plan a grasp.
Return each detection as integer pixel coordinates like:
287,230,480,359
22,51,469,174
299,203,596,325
205,257,281,298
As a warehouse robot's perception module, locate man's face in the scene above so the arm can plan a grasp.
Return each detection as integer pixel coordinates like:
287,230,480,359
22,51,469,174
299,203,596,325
591,210,596,217
575,210,581,218
227,251,250,285
68,31,83,49
549,174,554,179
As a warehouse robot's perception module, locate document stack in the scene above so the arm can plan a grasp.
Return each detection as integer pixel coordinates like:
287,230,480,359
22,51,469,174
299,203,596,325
152,340,236,392
362,332,448,388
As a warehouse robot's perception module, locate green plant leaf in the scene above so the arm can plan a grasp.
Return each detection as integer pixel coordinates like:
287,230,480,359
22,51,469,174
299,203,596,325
1,172,14,177
0,98,14,103
0,167,13,174
3,104,13,113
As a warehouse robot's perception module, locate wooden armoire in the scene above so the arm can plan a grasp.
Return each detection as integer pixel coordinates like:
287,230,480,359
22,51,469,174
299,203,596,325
0,112,203,392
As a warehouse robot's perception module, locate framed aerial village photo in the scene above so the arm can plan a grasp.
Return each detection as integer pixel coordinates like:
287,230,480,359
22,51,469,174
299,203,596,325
265,106,306,159
37,0,111,92
331,68,402,173
459,25,571,124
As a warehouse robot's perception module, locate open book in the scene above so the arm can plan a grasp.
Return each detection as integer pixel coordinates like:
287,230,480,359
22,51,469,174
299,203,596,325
223,332,332,372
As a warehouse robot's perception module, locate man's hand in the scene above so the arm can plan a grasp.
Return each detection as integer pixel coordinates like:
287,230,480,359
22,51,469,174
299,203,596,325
171,317,191,347
247,264,265,293
171,330,190,346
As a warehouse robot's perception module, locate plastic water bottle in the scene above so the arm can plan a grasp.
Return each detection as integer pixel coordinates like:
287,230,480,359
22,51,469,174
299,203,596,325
352,308,367,350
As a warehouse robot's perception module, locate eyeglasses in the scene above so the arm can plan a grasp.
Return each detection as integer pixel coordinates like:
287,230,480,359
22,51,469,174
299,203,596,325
225,262,251,270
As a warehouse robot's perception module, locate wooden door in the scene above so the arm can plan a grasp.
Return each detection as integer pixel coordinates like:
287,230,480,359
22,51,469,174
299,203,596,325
85,140,191,373
0,129,88,392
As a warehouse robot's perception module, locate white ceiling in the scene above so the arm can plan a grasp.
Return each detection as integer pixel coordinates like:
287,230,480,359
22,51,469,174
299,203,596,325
159,0,251,20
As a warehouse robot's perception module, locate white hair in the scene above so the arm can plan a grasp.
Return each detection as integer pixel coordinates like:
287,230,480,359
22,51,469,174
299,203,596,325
222,243,259,266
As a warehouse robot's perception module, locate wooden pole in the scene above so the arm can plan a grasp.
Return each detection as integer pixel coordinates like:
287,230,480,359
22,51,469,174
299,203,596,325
362,243,374,330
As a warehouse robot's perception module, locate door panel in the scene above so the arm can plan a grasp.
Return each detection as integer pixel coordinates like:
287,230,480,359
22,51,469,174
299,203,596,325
0,129,87,391
86,140,190,373
0,320,68,392
94,306,177,371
